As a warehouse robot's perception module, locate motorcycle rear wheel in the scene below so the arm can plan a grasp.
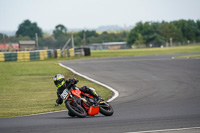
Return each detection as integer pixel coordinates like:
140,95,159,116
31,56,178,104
65,100,87,118
68,111,76,117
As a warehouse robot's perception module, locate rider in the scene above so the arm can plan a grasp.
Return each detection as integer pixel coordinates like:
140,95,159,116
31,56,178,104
53,74,101,105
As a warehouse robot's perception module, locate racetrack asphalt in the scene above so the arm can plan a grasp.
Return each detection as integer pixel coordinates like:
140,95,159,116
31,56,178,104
1,54,200,133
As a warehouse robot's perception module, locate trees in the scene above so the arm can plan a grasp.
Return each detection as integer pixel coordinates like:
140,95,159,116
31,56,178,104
16,20,43,39
134,33,145,46
53,24,67,40
0,33,18,44
52,24,69,48
128,27,139,47
86,31,127,44
10,19,200,49
196,20,200,41
173,19,199,42
160,22,183,43
76,30,99,45
0,33,7,43
128,20,200,47
128,22,155,47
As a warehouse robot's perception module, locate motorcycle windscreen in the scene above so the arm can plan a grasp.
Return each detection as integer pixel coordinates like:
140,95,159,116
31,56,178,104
88,105,99,115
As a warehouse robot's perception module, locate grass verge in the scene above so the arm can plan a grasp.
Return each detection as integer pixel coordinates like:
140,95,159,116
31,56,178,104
0,61,112,118
175,54,200,59
91,45,200,58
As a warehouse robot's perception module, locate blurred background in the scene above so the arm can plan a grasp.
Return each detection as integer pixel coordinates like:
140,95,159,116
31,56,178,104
0,0,200,51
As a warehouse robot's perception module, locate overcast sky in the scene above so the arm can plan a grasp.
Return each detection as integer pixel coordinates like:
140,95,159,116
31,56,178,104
0,0,200,31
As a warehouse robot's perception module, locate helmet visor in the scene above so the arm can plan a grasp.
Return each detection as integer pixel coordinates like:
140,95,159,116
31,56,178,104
54,80,62,86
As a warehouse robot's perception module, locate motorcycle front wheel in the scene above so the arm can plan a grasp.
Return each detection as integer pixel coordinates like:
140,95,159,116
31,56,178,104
99,102,114,116
65,100,87,118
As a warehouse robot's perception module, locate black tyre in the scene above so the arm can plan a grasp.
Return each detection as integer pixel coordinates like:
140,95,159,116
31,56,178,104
65,100,87,118
99,102,114,116
68,111,76,117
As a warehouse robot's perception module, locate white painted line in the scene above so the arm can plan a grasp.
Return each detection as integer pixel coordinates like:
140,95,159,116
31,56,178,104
58,63,119,102
126,127,200,133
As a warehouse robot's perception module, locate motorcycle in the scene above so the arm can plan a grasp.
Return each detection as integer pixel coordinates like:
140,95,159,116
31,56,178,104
59,82,114,118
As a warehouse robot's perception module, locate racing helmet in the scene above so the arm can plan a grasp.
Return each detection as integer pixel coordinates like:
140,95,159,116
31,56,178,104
53,74,66,88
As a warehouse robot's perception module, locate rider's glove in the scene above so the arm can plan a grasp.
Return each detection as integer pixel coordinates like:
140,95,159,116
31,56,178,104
72,78,78,85
56,99,59,104
56,99,63,105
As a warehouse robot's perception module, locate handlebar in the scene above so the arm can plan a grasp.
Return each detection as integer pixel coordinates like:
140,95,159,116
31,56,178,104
67,79,79,89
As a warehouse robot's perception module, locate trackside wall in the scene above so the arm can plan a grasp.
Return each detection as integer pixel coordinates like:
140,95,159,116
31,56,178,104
0,49,60,62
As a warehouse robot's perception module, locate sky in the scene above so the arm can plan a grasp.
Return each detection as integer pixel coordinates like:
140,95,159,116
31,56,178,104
0,0,200,31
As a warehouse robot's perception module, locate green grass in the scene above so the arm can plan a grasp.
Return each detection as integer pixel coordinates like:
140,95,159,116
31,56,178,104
0,61,112,118
91,45,200,58
176,54,200,59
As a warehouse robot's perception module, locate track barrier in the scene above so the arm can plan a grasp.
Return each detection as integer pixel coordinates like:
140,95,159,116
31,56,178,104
0,48,91,62
0,49,56,62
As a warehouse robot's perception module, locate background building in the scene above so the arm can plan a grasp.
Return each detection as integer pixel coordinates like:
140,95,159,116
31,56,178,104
88,42,127,50
19,40,36,51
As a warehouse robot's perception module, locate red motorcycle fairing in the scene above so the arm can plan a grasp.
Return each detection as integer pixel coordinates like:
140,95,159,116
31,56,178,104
71,89,82,98
83,93,94,99
88,105,99,115
70,89,94,99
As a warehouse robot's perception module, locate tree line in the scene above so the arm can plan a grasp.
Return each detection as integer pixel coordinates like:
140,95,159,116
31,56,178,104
128,20,200,47
0,19,200,49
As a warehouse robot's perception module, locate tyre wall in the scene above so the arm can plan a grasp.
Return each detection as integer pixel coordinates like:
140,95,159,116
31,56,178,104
0,49,60,62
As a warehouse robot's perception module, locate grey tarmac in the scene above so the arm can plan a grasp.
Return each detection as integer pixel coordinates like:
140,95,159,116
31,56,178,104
0,54,200,133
